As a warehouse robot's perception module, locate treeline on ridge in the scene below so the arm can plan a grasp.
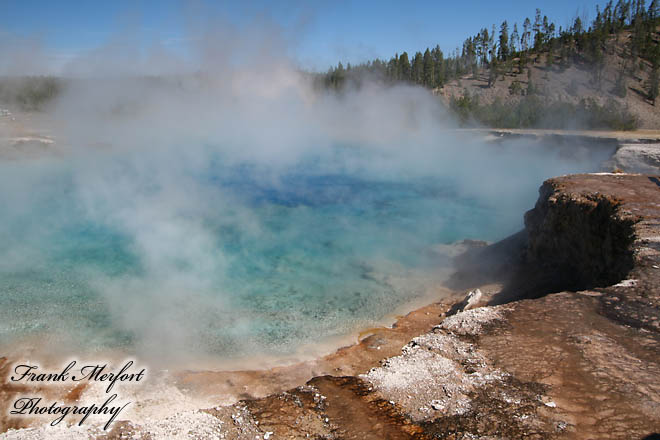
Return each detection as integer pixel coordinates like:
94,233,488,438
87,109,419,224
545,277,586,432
317,0,660,130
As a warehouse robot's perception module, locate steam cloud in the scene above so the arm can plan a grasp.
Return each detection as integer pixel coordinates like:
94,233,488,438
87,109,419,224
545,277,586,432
0,10,614,364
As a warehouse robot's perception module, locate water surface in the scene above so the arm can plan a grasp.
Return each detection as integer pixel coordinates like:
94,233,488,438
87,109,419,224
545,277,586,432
0,139,610,361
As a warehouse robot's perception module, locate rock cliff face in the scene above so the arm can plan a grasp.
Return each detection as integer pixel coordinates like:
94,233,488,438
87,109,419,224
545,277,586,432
524,176,637,291
524,174,660,334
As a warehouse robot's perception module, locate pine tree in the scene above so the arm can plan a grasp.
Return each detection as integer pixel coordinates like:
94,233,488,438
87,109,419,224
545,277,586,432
411,51,423,84
615,0,629,28
533,9,542,50
572,16,584,34
422,48,434,87
595,5,604,30
499,21,509,60
431,45,444,87
462,37,477,75
497,20,509,61
510,23,520,56
390,54,400,81
522,18,532,51
399,52,411,81
480,28,490,64
604,1,615,31
542,16,550,47
490,25,496,62
329,62,345,89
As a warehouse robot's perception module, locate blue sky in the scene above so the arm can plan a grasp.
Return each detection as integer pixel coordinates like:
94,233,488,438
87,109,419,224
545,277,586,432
2,0,605,73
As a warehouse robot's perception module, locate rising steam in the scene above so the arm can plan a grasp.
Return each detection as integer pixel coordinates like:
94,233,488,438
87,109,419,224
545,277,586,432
0,11,614,364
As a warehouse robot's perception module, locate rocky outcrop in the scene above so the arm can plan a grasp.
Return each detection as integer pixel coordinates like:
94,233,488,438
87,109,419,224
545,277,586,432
524,175,637,291
609,143,660,174
525,174,660,334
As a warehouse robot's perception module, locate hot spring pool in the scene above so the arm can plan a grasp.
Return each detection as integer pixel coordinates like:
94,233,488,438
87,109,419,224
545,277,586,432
0,139,611,362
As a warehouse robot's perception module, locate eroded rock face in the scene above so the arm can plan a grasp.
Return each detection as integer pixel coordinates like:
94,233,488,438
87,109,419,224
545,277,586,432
525,174,660,333
524,176,637,291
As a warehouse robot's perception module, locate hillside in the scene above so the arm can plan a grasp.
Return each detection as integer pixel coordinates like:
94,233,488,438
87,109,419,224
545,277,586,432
438,29,660,129
320,1,660,131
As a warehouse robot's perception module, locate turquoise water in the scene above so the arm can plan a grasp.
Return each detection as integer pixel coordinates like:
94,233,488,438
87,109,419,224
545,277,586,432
0,141,608,360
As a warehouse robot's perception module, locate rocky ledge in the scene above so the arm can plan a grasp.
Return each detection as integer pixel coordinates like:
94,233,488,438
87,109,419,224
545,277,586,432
2,174,659,440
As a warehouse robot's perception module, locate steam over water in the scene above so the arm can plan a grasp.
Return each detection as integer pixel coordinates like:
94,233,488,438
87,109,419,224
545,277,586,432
0,75,614,363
